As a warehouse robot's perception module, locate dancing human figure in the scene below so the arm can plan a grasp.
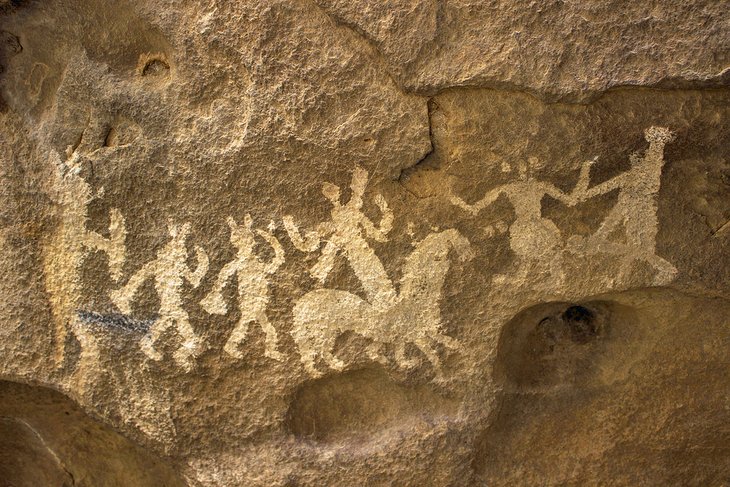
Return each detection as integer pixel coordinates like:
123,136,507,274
572,126,677,283
451,157,576,284
200,215,285,360
110,221,208,370
284,166,396,308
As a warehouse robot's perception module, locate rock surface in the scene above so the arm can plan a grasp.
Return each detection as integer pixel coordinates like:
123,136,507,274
0,1,728,486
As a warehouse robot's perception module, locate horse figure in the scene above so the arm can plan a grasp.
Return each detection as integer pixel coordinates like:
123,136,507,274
290,229,473,377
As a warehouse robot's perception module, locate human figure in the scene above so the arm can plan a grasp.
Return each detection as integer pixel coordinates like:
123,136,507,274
43,151,126,364
109,221,209,370
572,126,677,283
200,215,285,360
451,157,576,284
284,166,396,308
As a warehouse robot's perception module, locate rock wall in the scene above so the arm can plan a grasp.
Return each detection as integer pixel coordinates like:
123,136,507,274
0,1,728,485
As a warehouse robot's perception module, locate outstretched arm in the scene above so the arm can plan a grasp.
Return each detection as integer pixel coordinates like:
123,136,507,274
184,245,209,288
282,215,321,252
257,226,285,274
450,186,504,216
541,182,576,206
582,172,628,199
360,194,392,243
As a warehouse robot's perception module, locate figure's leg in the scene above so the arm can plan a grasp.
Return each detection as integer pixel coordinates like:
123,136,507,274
224,317,252,359
590,207,626,246
346,240,396,306
256,311,284,361
310,241,338,283
140,317,169,361
173,313,202,369
200,261,238,315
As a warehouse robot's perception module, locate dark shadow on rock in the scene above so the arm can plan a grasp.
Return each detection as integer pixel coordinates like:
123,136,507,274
474,288,730,486
0,379,188,487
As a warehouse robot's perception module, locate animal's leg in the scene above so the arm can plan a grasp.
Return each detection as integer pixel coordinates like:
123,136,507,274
224,318,252,359
257,312,284,361
365,341,387,365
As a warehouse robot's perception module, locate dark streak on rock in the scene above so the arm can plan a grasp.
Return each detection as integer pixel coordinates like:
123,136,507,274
77,310,155,333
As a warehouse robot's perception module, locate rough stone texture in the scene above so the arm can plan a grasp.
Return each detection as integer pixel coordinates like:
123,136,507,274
0,1,728,486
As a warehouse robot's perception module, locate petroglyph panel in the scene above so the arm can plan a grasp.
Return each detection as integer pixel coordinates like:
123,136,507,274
0,1,728,485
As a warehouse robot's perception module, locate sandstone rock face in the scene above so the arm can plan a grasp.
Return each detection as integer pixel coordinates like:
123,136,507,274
0,1,728,486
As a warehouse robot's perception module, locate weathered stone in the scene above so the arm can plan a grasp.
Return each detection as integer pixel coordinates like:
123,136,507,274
0,1,728,486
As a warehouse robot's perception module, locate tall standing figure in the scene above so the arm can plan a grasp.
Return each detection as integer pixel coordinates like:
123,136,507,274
43,151,126,365
573,126,677,283
110,221,209,370
200,215,285,360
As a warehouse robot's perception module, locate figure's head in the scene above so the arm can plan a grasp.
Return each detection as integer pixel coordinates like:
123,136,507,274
227,215,255,248
644,126,674,145
321,182,341,204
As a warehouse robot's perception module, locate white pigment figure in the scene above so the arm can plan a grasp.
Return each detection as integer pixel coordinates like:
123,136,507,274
284,166,396,309
573,126,677,284
200,215,285,361
43,151,126,364
109,221,208,371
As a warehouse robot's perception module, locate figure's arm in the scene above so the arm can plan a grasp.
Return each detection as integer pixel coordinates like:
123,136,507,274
283,215,321,252
200,259,238,315
184,245,209,288
542,182,576,206
257,226,285,274
450,186,503,216
109,262,154,314
582,172,627,199
360,194,392,243
309,240,338,284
